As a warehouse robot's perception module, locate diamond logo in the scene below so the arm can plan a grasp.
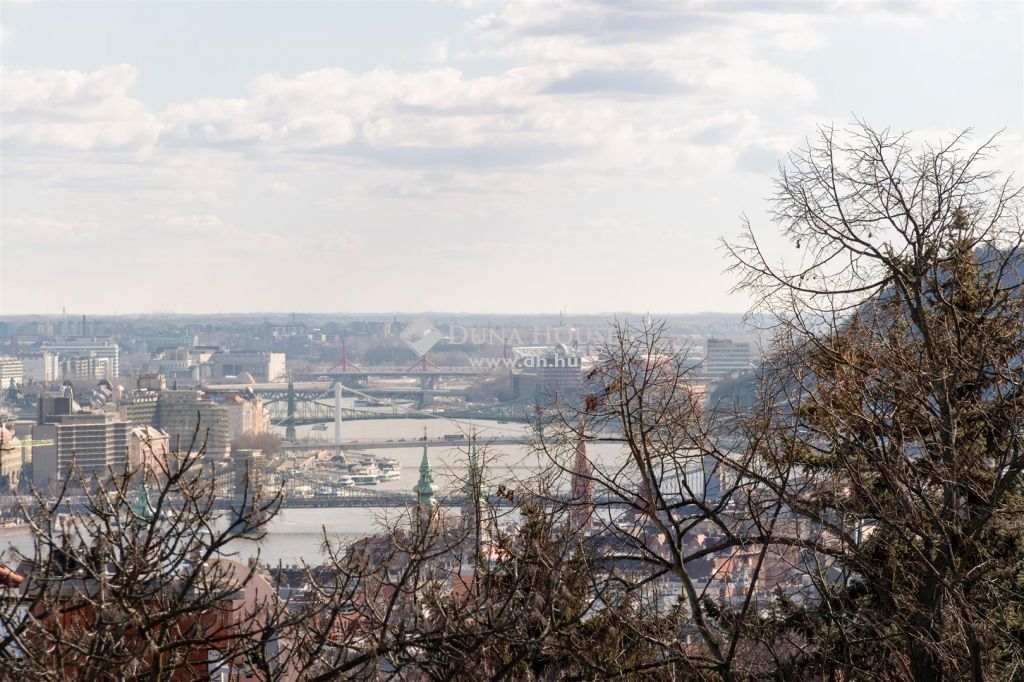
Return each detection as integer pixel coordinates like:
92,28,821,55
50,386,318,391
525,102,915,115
401,317,443,357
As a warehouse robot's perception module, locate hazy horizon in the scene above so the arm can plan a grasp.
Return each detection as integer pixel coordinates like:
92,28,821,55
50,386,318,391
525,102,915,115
0,309,751,320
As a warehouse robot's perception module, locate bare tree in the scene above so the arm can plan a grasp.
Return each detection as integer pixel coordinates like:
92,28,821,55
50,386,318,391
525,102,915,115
507,123,1024,681
0,421,300,680
521,317,829,680
723,123,1024,680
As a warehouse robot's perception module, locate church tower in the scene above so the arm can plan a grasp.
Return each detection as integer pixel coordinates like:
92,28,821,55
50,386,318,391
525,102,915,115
413,428,439,530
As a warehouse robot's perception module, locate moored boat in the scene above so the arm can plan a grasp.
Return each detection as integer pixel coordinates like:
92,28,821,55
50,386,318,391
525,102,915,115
376,457,400,470
377,468,400,482
350,465,380,485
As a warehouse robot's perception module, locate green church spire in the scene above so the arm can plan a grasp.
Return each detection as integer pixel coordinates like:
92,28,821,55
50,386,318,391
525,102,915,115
414,427,438,507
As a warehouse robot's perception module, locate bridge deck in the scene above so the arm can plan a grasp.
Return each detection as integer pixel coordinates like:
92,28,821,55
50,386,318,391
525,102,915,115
282,436,530,450
206,383,469,395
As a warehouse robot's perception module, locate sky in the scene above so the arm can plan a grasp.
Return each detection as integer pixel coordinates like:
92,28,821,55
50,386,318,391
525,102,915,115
1,0,1021,316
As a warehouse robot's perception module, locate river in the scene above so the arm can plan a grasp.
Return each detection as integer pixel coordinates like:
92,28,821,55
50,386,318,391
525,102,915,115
2,417,627,566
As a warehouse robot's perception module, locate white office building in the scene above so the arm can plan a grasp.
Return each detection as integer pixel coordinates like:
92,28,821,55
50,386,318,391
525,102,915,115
0,356,23,389
209,351,286,383
32,413,129,489
703,338,753,378
18,351,60,383
43,339,120,380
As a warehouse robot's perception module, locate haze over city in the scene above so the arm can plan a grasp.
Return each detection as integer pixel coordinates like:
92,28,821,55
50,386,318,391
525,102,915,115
2,1,1020,314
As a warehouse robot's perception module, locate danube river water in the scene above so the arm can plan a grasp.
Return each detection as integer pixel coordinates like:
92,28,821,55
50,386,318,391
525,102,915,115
2,417,628,566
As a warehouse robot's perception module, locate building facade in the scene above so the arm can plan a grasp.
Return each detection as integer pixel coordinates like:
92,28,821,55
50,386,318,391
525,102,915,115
209,351,286,383
156,390,231,458
703,338,753,379
128,425,170,471
0,424,22,487
119,391,160,427
32,413,130,489
0,356,24,389
60,355,113,382
511,345,583,402
38,393,79,424
43,339,120,380
18,351,60,383
11,421,36,469
151,347,205,387
222,393,269,440
138,332,198,352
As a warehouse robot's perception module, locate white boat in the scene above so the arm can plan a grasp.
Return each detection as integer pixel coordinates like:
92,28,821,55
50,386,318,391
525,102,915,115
377,468,400,482
376,457,400,470
335,474,355,487
311,424,328,431
351,465,380,486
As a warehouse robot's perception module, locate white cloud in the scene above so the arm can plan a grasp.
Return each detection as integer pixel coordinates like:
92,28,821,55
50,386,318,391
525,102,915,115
0,1,823,171
1,64,162,150
161,98,272,144
2,213,109,245
0,0,992,175
280,113,356,147
2,0,1018,314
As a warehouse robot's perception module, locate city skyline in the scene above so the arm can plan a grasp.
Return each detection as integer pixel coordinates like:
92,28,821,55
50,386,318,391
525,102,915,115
2,1,1022,315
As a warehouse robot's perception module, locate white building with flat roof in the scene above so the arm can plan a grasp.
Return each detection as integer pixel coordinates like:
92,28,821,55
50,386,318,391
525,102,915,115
703,338,753,378
209,351,286,383
43,339,120,379
18,351,59,383
31,413,129,489
0,356,23,389
156,390,231,458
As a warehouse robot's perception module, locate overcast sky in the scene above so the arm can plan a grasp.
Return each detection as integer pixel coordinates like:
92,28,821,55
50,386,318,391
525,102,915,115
1,0,1021,316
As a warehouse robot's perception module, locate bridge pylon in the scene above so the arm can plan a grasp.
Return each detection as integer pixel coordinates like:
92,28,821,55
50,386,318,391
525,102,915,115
285,381,297,441
333,381,343,448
